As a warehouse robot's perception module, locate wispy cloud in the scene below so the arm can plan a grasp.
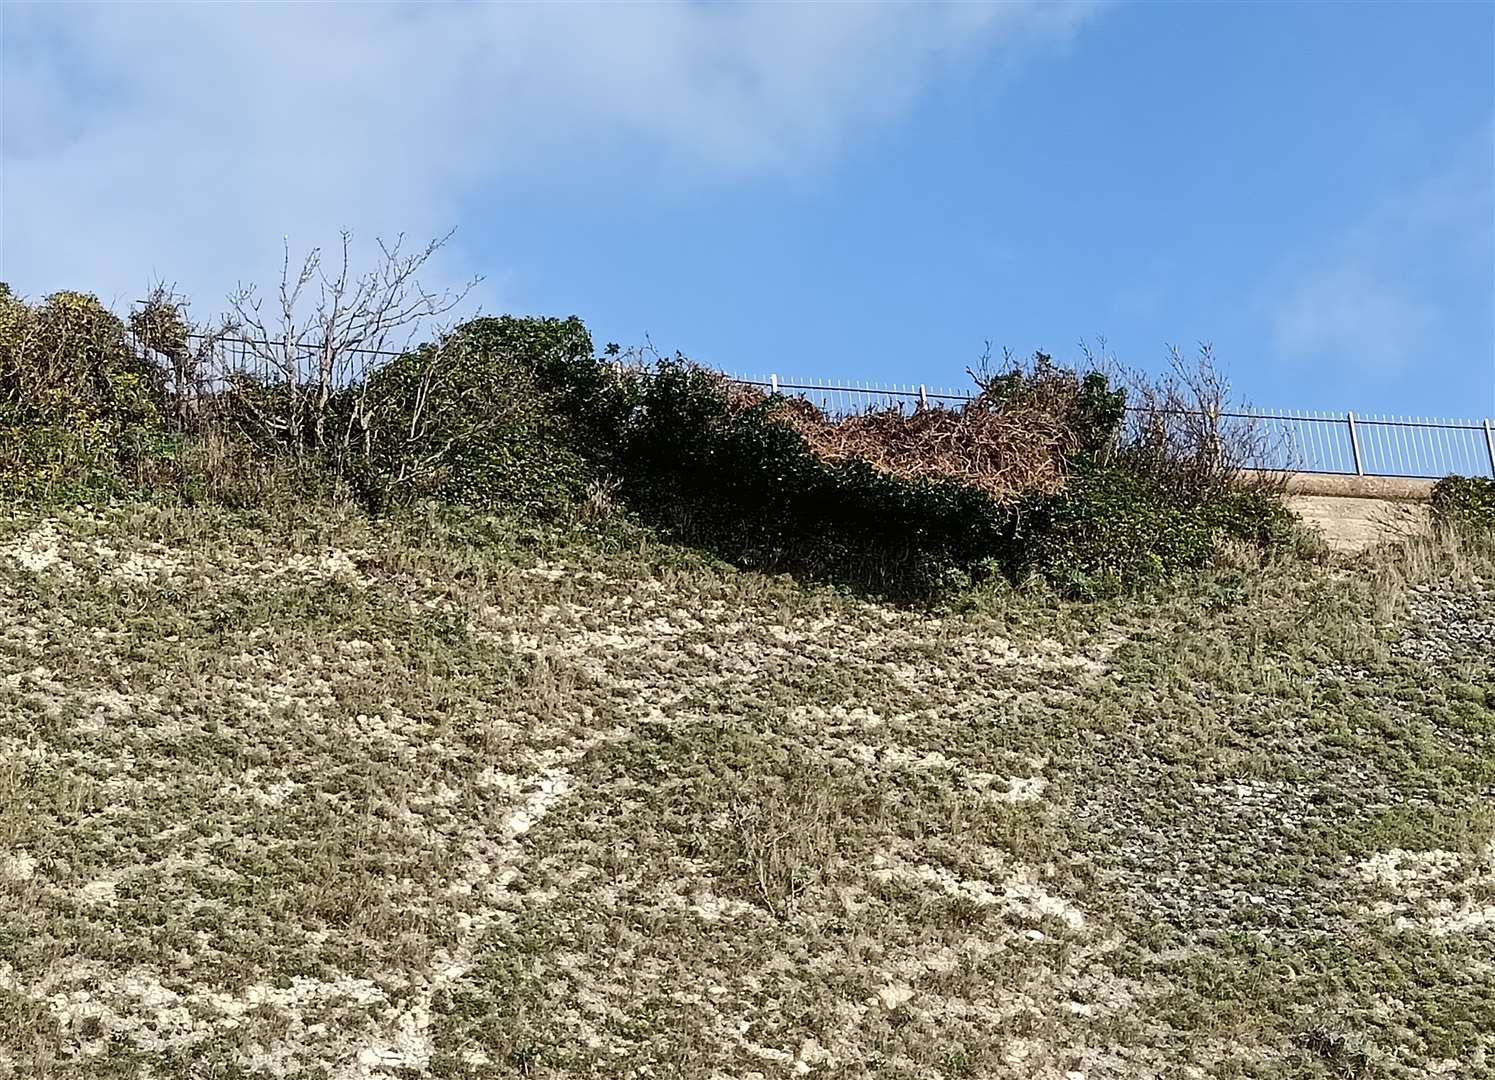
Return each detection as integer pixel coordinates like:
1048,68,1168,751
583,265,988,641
1268,125,1494,372
1271,261,1437,370
0,2,1099,318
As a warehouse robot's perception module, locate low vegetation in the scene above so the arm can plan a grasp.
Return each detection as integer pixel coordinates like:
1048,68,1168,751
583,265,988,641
0,504,1490,1078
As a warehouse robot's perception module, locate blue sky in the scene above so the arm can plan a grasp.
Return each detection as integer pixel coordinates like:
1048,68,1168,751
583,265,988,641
3,1,1492,416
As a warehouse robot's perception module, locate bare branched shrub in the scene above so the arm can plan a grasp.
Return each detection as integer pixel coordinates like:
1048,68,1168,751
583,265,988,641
222,231,479,461
579,476,622,524
766,393,1079,501
1111,342,1294,504
714,348,1125,503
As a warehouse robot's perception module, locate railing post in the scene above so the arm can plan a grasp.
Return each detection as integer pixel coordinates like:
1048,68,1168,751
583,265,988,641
1346,411,1364,476
1484,418,1495,478
770,373,779,395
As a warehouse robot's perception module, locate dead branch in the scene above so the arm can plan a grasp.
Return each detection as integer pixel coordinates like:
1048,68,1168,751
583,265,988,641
222,230,480,459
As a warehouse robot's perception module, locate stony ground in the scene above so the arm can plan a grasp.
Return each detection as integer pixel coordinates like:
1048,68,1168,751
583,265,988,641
0,504,1491,1079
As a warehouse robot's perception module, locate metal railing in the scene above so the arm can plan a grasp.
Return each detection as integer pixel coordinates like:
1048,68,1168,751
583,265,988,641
719,373,977,416
152,335,1495,480
744,374,1495,480
1244,410,1495,480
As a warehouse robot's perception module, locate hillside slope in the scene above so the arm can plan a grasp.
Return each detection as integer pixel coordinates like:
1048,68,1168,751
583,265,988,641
0,506,1491,1079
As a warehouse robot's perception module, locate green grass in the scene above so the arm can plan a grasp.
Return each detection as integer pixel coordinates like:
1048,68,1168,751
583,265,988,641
0,502,1490,1078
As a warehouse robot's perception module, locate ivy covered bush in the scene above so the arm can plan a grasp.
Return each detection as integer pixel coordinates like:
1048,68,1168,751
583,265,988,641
611,360,1022,596
350,317,598,514
0,286,171,498
595,358,1289,598
1432,475,1495,531
1013,467,1293,598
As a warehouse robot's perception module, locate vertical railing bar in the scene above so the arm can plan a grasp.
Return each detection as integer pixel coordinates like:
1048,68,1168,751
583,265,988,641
1391,413,1409,477
1434,415,1455,477
1363,411,1380,475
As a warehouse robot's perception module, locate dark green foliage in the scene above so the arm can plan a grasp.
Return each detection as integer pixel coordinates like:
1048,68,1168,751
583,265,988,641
449,316,638,472
0,290,170,499
1432,475,1495,530
1014,467,1293,598
350,317,597,514
608,359,1287,598
615,361,1021,597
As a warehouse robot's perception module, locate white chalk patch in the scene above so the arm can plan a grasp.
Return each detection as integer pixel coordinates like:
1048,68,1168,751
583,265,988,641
0,523,72,575
1,851,37,883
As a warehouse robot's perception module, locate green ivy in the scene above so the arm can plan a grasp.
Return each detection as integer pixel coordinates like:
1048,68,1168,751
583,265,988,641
608,360,1287,599
0,290,170,499
615,361,1014,597
1014,466,1289,598
349,316,601,514
1432,474,1495,530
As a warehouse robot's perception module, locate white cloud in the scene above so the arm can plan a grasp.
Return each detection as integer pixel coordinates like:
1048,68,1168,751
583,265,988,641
1269,126,1494,372
1271,261,1436,370
0,1,1098,322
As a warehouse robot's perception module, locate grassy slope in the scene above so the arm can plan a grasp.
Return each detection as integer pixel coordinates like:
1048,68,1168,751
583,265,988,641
0,504,1490,1079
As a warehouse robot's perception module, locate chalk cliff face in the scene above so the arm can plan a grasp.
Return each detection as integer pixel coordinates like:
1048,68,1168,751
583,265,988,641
1,502,1490,1079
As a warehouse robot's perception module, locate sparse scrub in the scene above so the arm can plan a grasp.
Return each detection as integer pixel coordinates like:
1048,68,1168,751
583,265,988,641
728,773,838,920
2,503,1488,1077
